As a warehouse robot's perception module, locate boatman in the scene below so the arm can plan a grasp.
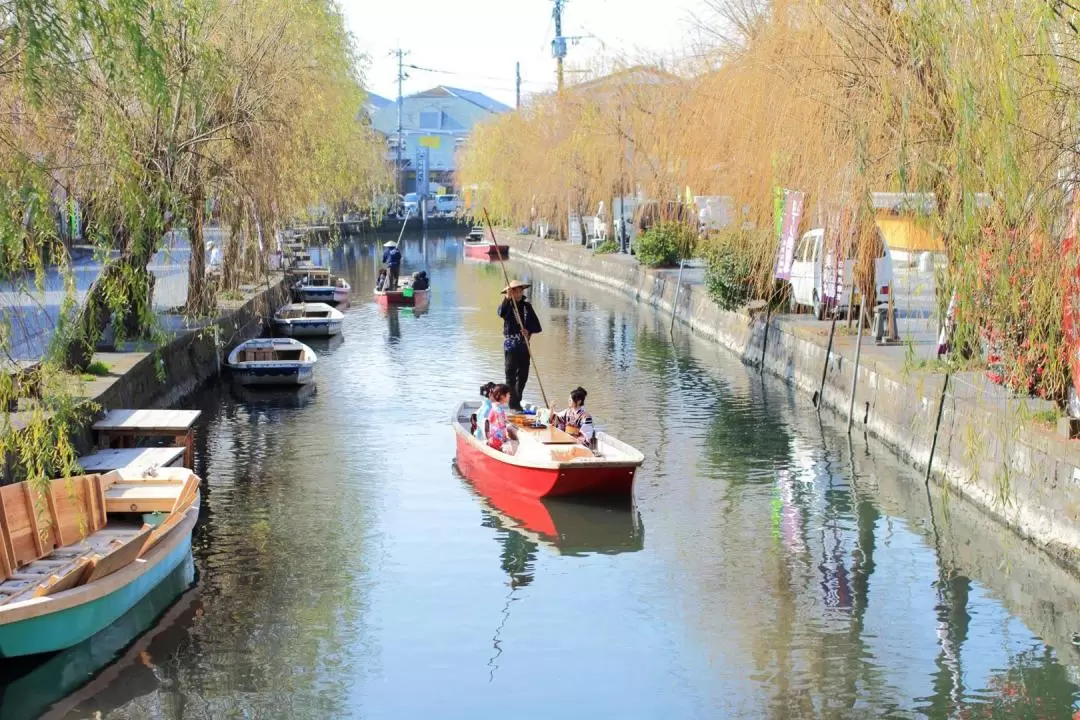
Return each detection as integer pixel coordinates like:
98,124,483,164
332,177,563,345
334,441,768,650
382,240,402,290
498,279,542,411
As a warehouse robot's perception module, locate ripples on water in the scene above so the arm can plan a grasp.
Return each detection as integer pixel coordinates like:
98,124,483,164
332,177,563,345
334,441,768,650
7,233,1080,719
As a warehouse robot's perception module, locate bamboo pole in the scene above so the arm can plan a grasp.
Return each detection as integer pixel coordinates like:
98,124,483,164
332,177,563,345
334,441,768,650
482,209,550,408
847,303,866,433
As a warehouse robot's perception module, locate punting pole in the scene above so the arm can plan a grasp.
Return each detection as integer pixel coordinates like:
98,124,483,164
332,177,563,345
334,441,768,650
483,209,550,408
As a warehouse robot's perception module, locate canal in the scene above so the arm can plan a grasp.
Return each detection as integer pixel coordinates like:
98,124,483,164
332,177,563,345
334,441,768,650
6,232,1080,719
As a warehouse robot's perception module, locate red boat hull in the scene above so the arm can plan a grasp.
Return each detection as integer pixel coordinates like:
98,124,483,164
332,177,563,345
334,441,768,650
374,288,430,307
453,428,637,498
464,243,509,260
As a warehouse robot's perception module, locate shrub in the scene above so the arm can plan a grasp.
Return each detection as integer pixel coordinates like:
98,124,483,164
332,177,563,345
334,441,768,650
705,243,756,311
635,222,695,267
594,239,620,254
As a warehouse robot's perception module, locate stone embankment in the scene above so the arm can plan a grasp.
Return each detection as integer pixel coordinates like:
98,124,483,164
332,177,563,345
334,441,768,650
499,230,1080,570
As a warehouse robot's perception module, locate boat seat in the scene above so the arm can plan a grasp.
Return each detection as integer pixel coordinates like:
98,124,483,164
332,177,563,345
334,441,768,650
104,482,188,513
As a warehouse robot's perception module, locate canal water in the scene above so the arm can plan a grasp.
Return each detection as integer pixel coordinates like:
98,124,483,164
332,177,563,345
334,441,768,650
6,232,1080,719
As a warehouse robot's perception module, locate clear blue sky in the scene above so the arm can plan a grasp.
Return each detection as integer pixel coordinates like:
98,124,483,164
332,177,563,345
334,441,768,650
341,0,709,106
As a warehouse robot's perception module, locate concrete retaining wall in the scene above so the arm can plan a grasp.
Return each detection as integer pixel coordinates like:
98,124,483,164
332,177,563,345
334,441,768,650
94,277,289,412
500,232,1080,570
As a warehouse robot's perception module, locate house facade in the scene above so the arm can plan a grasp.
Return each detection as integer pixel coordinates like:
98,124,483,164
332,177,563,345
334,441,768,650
370,86,511,193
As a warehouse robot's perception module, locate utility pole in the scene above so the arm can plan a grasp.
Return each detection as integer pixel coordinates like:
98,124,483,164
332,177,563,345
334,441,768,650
392,48,409,192
515,61,521,109
552,0,566,92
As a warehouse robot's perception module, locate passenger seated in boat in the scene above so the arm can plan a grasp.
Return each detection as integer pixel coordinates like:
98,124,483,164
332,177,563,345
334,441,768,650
550,386,596,448
412,270,430,291
376,268,388,291
486,384,518,455
474,381,496,441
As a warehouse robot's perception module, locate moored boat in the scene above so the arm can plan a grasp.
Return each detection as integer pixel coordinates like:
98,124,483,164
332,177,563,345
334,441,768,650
452,401,644,498
272,302,344,338
226,338,316,387
464,240,509,260
0,467,200,657
289,267,350,305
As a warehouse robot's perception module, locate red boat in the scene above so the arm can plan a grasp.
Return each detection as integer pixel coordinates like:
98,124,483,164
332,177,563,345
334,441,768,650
374,287,430,308
464,241,509,260
452,401,644,498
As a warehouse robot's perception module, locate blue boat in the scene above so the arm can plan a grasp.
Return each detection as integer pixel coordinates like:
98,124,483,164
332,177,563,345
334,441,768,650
0,468,200,658
226,337,317,387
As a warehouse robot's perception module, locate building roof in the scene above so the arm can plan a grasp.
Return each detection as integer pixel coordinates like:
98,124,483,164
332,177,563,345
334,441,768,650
366,92,393,110
569,65,681,94
409,85,512,114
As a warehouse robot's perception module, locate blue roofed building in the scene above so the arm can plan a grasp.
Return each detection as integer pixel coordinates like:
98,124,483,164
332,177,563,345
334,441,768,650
370,85,512,192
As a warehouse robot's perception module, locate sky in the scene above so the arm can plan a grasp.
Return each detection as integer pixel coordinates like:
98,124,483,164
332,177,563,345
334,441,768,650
340,0,712,108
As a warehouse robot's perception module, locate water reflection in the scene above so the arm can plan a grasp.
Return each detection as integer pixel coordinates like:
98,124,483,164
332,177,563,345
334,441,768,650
460,466,644,557
0,555,195,720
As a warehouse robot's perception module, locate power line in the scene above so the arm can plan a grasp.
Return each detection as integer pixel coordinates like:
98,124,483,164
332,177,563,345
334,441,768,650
403,63,546,87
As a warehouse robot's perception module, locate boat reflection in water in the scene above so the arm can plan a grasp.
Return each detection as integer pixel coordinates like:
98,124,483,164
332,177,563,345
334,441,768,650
0,553,197,720
459,466,645,557
229,381,318,409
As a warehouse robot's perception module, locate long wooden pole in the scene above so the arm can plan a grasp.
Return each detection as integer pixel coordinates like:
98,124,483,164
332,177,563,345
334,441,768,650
482,209,550,408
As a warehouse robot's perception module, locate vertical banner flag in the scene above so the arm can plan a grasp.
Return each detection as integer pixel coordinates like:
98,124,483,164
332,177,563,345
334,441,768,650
823,208,852,307
1062,187,1080,405
415,147,430,196
773,190,805,280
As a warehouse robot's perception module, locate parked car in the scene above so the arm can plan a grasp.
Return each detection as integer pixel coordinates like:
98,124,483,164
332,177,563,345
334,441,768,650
402,193,419,218
434,194,462,216
789,227,894,320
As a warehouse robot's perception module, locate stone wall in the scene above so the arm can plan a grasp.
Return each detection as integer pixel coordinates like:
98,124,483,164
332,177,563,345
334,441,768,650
500,232,1080,570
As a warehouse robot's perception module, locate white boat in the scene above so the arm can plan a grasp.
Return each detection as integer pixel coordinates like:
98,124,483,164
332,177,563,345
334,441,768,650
226,338,316,387
272,302,344,338
289,267,350,305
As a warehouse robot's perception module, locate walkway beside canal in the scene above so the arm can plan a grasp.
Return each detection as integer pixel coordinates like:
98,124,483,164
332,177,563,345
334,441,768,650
4,271,287,463
496,229,1080,571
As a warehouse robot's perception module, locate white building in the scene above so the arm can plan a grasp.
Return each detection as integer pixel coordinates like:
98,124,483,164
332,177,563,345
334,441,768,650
369,85,511,192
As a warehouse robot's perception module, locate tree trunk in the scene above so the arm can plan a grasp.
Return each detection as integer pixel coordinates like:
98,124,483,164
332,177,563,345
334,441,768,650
222,207,242,291
185,185,211,315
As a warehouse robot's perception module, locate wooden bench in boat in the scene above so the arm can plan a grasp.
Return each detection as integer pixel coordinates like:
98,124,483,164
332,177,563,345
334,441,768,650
0,468,199,605
238,348,304,362
77,446,186,475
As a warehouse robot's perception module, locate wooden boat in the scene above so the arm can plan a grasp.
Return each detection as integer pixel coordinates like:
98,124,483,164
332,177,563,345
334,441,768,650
226,338,316,387
272,302,344,338
452,401,644,498
0,467,200,657
464,240,509,260
374,281,430,308
289,267,350,305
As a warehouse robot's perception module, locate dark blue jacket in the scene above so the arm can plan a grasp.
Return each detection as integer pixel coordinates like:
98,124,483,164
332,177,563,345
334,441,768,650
382,247,402,268
498,298,542,337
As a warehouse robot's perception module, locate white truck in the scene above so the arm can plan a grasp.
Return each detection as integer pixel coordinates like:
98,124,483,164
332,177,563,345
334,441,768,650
789,227,894,320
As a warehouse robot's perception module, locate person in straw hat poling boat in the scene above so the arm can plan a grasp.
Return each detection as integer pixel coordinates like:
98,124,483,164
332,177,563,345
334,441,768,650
498,279,542,412
381,239,402,291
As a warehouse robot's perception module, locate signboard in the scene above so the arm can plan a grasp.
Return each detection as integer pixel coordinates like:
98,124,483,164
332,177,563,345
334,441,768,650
773,190,805,280
823,208,853,306
568,211,583,245
415,147,430,196
418,135,441,149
